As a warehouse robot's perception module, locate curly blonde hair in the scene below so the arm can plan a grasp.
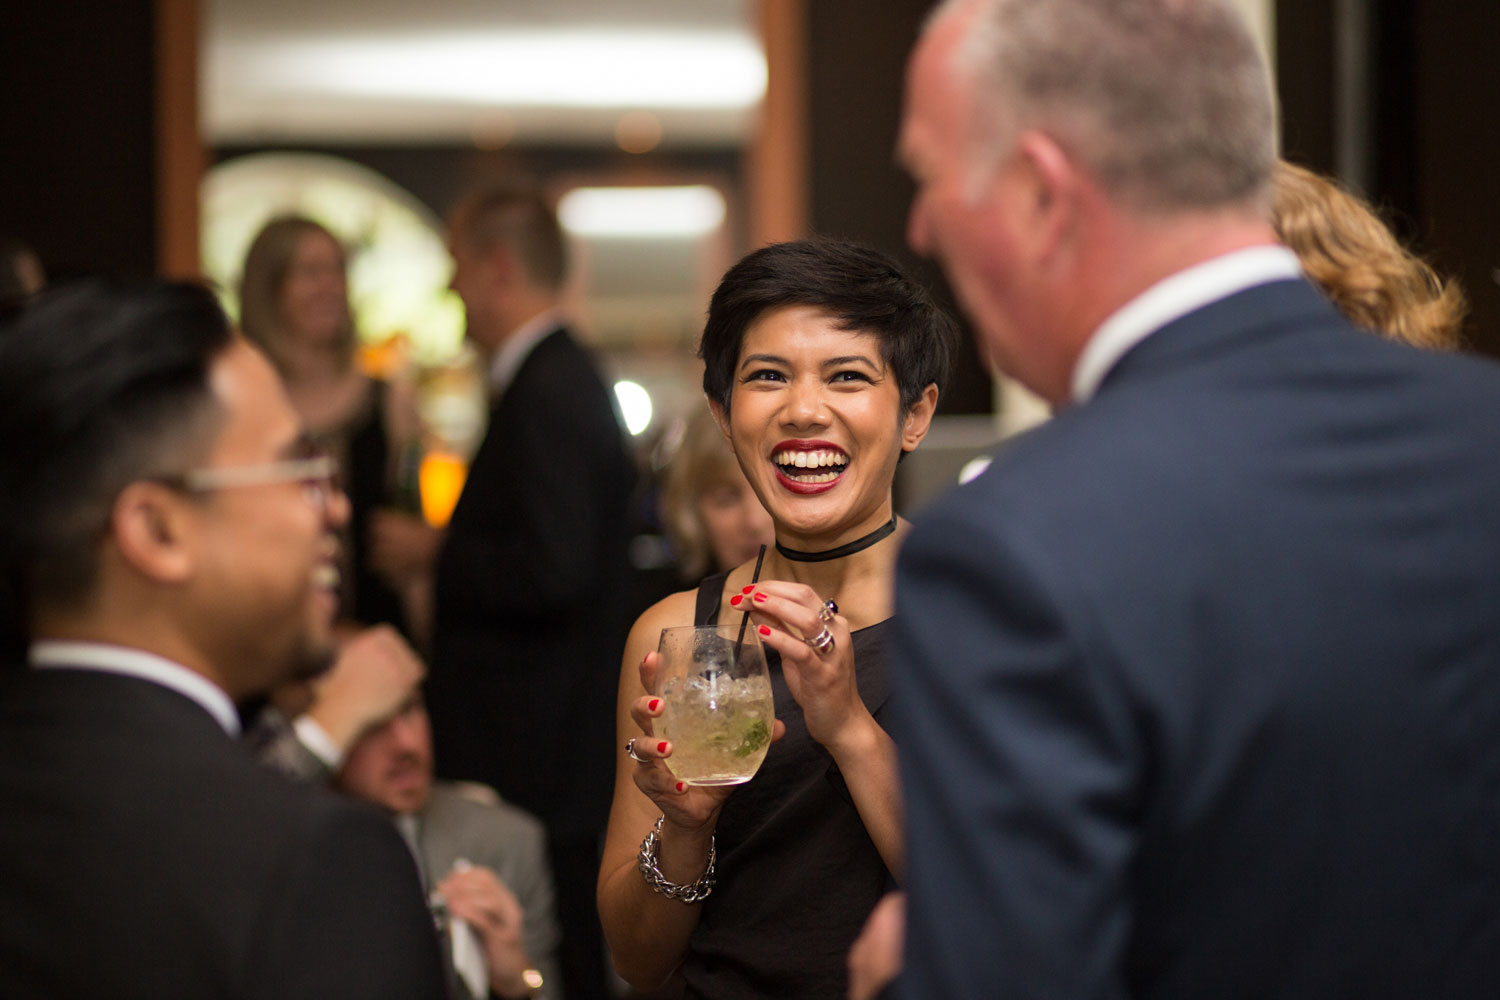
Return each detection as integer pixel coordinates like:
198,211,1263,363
1271,161,1466,350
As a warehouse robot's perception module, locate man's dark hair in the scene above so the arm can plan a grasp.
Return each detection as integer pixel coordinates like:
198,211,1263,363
699,238,956,416
0,279,234,619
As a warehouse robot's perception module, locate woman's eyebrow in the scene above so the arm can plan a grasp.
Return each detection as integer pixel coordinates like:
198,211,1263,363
738,353,790,370
822,355,880,369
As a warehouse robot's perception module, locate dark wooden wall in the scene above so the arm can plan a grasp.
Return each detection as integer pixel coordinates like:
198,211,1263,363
805,0,994,416
1,1,160,280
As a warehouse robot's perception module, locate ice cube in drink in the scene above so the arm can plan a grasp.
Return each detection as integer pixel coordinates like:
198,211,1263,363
659,672,775,785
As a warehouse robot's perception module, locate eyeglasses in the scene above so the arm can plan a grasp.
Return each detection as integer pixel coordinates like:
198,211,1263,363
157,442,341,510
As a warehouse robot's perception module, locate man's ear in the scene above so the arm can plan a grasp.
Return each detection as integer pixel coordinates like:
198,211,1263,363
1012,129,1083,266
901,384,941,453
109,482,196,584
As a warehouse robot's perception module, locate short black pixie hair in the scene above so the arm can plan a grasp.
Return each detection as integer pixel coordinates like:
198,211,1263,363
0,279,233,616
699,238,956,415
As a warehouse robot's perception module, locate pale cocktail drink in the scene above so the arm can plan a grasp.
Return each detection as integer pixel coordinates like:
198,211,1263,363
656,624,774,786
660,674,774,784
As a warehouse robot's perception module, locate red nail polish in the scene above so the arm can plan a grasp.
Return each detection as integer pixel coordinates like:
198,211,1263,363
752,592,768,603
675,782,685,792
758,625,771,636
648,698,661,712
742,585,755,594
730,594,743,606
658,741,669,754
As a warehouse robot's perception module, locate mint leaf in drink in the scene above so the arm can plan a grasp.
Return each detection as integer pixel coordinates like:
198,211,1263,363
733,719,770,758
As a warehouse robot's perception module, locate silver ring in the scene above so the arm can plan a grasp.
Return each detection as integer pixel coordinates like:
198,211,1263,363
625,737,649,764
819,599,838,623
807,627,836,654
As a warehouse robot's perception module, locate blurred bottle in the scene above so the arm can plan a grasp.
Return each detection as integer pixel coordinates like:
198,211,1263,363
390,438,426,516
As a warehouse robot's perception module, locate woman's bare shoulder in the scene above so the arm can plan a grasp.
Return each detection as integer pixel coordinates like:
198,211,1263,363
627,586,704,646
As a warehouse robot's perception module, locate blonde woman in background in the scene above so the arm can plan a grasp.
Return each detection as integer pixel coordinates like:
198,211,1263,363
240,215,418,634
659,409,775,582
1271,160,1467,350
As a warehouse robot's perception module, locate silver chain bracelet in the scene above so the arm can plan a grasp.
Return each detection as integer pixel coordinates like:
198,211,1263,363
637,815,716,903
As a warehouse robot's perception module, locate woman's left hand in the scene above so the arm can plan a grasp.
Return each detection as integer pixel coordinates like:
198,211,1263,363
735,581,871,750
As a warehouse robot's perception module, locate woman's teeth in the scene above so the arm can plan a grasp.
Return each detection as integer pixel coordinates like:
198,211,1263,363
774,449,848,483
313,563,341,589
786,469,841,483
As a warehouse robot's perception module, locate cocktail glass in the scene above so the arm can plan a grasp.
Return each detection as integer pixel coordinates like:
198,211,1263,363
655,624,775,786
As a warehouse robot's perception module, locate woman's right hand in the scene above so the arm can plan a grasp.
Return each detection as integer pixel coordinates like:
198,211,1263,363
626,650,784,833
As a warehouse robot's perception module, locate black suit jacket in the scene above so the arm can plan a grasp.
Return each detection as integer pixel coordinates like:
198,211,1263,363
893,279,1500,998
428,326,635,838
0,668,448,999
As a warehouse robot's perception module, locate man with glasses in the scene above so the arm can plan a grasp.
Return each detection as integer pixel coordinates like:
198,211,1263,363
0,279,447,998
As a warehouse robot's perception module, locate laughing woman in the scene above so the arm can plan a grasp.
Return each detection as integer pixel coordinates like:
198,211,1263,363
598,239,955,998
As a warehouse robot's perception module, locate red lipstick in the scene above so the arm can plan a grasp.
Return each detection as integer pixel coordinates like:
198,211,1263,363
772,438,844,453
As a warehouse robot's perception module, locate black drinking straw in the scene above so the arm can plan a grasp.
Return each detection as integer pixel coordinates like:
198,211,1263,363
734,544,768,656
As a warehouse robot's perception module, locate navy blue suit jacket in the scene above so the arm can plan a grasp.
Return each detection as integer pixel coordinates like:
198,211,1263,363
893,279,1500,999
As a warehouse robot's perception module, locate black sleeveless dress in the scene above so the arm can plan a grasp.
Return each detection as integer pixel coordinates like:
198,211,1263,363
679,571,894,999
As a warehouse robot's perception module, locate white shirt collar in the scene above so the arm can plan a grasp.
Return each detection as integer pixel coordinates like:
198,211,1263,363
487,308,564,400
1070,245,1303,404
29,640,241,737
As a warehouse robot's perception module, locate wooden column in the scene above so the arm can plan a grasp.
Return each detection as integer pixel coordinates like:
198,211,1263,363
746,0,809,248
154,0,203,278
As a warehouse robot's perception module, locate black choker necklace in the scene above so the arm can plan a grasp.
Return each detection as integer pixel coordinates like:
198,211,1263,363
776,518,897,563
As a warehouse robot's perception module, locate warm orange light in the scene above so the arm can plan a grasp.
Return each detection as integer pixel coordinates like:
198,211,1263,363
419,450,468,528
356,333,409,379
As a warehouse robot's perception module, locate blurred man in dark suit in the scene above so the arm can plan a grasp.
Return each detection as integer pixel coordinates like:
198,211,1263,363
0,281,447,999
373,186,635,999
887,0,1500,997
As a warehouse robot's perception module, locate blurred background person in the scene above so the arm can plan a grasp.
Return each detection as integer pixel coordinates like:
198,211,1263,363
0,234,45,306
338,691,562,1000
240,214,418,636
658,408,774,583
372,183,636,1000
245,623,427,783
1271,159,1466,350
